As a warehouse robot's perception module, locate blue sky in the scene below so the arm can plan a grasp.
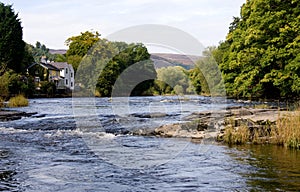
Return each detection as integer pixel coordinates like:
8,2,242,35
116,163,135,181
3,0,245,52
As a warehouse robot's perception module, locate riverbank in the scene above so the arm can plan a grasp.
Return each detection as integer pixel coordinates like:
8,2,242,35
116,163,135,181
133,106,300,149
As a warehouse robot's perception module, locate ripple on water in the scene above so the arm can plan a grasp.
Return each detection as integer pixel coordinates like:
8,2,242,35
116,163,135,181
0,97,298,191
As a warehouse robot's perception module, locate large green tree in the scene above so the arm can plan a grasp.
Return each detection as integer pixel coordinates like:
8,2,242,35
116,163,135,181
96,43,156,97
65,31,100,72
219,0,300,99
71,33,157,97
0,3,25,73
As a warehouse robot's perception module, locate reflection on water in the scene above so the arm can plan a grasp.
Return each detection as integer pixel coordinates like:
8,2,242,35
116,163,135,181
230,145,300,191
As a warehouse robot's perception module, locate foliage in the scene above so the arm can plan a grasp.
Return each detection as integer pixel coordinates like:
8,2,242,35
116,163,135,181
25,42,56,64
0,70,34,98
73,36,156,97
8,95,29,107
22,43,35,69
223,125,250,145
0,97,4,108
0,3,25,73
155,66,191,95
189,47,225,96
221,107,300,149
275,111,300,149
0,71,11,98
65,31,100,72
218,0,300,99
40,81,56,97
75,38,120,95
96,43,156,97
9,74,35,97
54,54,67,62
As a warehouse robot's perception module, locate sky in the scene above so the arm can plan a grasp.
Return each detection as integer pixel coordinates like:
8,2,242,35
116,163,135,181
2,0,245,53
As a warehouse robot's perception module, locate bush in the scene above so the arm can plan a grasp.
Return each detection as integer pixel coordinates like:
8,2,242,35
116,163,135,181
223,125,250,145
0,97,4,108
275,111,300,149
0,70,35,98
40,81,56,97
8,95,29,107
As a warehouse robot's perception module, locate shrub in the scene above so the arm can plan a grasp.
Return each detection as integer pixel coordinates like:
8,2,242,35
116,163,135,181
223,125,250,145
0,97,4,108
8,95,29,107
40,81,56,97
275,111,300,149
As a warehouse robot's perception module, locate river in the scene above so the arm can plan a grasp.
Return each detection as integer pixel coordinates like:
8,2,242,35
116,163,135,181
0,96,299,191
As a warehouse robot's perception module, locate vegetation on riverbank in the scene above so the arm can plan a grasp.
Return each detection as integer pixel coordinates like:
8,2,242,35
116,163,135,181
215,0,300,99
276,111,300,149
8,95,29,107
222,109,300,149
0,97,4,108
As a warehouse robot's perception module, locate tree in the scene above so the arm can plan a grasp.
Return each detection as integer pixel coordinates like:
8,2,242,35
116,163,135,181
219,0,300,99
0,3,25,73
72,36,157,97
189,47,225,96
0,70,34,98
156,66,190,95
26,42,56,63
96,43,156,97
65,31,100,72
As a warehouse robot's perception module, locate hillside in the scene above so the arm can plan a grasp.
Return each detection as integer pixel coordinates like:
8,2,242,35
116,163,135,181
49,49,67,55
49,49,201,69
150,53,201,69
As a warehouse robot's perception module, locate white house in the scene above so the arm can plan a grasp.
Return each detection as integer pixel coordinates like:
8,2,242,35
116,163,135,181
50,62,75,91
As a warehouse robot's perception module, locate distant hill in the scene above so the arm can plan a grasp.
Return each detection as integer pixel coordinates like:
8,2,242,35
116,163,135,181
49,49,201,70
49,49,67,55
150,53,201,69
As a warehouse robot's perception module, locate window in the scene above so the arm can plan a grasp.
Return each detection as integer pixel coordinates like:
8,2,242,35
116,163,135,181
71,73,73,78
34,77,40,82
71,82,73,87
66,79,68,85
66,68,68,74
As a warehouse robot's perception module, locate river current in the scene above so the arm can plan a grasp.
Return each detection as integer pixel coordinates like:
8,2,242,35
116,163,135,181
0,96,299,191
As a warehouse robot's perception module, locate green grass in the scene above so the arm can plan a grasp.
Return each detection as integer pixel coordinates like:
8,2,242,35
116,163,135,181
8,95,29,107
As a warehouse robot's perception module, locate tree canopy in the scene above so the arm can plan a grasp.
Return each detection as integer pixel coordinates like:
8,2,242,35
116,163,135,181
218,0,300,99
189,47,225,96
155,66,191,95
70,31,157,97
65,31,100,72
25,41,57,64
96,43,156,97
0,3,25,73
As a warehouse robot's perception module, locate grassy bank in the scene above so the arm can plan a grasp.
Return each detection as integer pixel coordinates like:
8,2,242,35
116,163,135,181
276,111,300,149
222,110,300,150
8,95,29,107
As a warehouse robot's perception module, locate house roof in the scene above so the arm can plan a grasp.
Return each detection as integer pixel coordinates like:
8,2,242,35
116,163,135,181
41,63,60,71
27,62,60,71
50,62,69,69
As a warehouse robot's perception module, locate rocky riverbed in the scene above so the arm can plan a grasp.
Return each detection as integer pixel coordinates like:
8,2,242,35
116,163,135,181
133,106,291,141
0,110,37,121
1,105,291,143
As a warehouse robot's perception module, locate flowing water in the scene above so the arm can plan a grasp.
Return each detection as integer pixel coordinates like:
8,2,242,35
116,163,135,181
0,96,299,191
